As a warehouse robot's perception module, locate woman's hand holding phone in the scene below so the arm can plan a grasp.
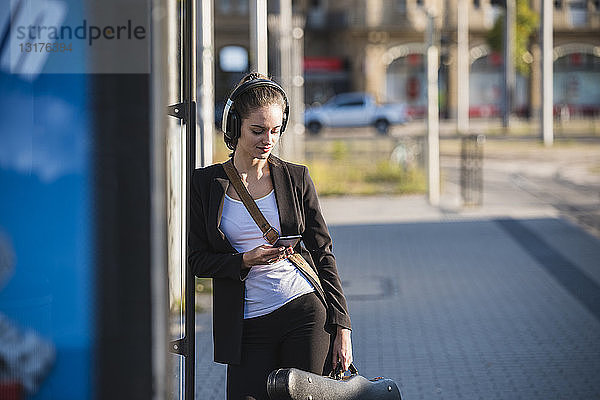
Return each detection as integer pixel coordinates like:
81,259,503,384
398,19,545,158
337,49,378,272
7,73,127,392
242,235,301,268
242,244,285,267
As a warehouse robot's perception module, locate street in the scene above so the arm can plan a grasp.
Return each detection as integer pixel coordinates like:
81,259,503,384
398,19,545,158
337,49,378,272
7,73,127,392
439,139,600,238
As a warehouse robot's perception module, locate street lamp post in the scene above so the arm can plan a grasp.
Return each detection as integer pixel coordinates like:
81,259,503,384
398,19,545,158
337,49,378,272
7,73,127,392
503,0,516,128
250,0,268,74
426,11,440,206
541,0,554,146
457,0,470,135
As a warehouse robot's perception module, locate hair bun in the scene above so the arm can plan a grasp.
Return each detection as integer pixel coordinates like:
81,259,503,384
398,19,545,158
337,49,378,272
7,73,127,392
243,72,269,83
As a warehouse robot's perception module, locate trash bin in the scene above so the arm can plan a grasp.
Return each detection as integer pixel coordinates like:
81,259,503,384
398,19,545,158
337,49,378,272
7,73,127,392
460,134,485,206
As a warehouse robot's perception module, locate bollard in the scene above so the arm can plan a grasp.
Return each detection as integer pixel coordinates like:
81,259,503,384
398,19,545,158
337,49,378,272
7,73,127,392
460,134,485,206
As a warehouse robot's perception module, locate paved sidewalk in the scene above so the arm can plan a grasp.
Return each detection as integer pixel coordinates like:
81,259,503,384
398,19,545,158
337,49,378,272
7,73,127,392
192,192,600,399
328,216,600,400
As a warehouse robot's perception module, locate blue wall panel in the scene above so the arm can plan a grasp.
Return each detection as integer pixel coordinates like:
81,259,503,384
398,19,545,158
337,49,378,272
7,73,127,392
0,1,94,398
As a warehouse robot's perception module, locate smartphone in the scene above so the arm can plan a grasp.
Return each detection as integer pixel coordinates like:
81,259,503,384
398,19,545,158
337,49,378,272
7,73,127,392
274,235,302,248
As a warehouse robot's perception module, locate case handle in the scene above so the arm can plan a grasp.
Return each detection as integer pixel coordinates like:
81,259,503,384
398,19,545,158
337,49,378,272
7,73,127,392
330,362,359,380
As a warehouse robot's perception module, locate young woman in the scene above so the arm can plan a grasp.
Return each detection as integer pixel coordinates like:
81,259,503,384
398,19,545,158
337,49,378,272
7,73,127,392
188,73,352,399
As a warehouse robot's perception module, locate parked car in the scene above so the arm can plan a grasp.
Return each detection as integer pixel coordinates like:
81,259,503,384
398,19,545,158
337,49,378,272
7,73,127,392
304,92,409,135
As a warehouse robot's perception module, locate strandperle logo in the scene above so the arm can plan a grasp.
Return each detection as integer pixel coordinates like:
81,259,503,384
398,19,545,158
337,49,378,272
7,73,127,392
3,0,151,76
15,19,146,46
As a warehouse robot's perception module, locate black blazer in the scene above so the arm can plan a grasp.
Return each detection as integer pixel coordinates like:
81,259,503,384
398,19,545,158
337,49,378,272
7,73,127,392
188,155,351,365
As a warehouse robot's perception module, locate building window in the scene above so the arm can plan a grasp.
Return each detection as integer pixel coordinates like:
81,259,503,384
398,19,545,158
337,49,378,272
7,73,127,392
416,0,424,7
219,46,248,72
218,0,231,14
554,0,562,9
568,0,588,26
397,0,407,12
474,0,481,8
236,0,248,14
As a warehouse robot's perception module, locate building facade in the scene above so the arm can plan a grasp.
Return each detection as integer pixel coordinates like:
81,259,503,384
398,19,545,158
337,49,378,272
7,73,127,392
213,0,600,120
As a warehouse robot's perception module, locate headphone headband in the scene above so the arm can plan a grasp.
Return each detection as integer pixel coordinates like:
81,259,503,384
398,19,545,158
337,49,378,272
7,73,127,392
221,78,290,135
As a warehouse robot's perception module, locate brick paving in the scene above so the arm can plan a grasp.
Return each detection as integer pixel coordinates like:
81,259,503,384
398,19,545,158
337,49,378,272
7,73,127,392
192,209,600,399
333,219,600,400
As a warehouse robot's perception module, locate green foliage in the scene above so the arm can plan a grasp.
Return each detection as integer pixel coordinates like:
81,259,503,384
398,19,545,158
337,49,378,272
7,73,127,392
307,160,368,196
331,141,349,161
487,18,502,52
213,131,427,196
196,277,212,294
307,159,426,196
486,0,539,75
365,161,426,192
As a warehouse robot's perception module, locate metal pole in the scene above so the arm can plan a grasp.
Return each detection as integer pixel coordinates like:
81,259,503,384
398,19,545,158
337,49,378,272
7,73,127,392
291,17,306,162
183,0,196,397
250,0,268,74
166,0,196,398
427,12,440,206
457,0,469,134
165,0,183,396
503,0,515,128
199,0,214,166
541,0,554,146
279,0,292,92
279,0,296,160
150,0,170,397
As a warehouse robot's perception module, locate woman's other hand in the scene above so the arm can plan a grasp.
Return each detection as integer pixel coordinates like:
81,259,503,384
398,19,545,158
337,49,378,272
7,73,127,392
242,244,287,267
332,326,353,371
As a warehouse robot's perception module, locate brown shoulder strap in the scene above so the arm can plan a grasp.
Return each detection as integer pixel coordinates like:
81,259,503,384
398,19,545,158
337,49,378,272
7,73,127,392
222,159,325,295
222,159,280,244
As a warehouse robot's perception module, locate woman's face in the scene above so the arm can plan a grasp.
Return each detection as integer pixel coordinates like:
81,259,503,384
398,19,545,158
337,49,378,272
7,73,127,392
237,104,284,160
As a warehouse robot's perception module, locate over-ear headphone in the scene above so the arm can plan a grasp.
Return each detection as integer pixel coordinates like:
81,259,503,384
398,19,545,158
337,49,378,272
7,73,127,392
221,78,290,148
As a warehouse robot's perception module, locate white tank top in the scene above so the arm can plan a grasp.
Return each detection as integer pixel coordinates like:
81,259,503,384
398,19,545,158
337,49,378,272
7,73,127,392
220,190,314,319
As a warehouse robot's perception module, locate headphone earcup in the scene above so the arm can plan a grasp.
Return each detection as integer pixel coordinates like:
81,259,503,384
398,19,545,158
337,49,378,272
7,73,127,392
281,110,288,133
223,109,235,149
231,110,240,141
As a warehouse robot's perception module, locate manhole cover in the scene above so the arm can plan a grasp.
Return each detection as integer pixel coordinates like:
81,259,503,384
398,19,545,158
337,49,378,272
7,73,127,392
342,277,394,301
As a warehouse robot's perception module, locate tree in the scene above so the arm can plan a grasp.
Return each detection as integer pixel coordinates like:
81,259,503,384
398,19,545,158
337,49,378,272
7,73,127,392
486,0,539,75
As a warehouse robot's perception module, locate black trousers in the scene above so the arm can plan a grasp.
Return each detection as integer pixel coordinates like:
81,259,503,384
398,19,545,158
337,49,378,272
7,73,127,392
227,292,331,400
